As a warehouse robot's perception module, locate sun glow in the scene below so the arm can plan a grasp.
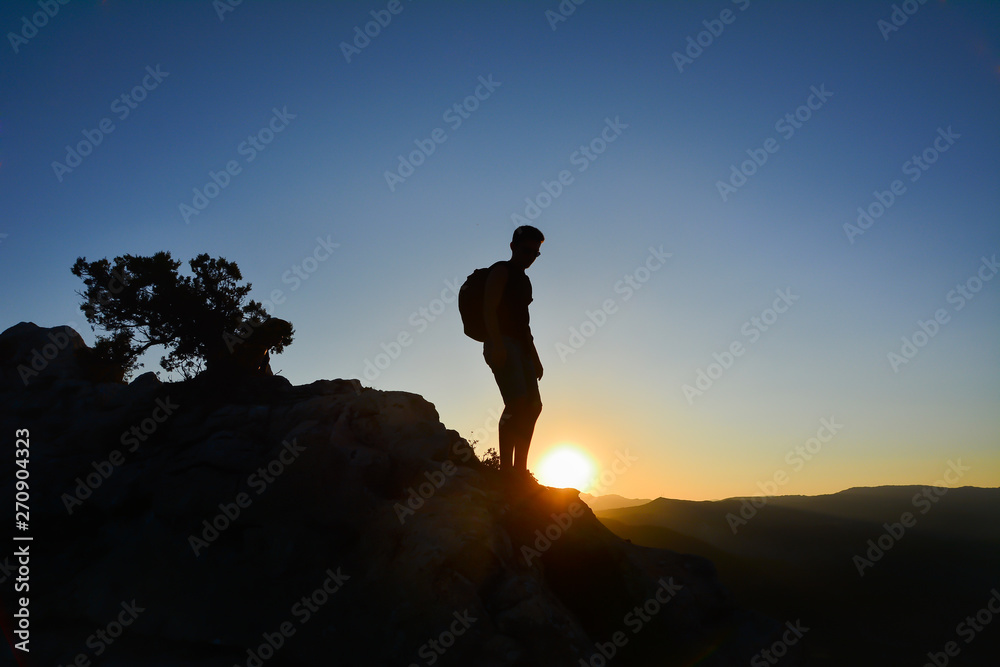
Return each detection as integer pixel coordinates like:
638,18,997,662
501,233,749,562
535,445,596,491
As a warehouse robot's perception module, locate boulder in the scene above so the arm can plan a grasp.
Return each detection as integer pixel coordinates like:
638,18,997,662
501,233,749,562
0,323,803,666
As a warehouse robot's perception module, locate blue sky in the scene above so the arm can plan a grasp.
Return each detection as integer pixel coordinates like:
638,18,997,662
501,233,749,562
3,0,998,500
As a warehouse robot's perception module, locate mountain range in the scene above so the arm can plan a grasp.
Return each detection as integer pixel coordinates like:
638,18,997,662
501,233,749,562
594,486,1000,666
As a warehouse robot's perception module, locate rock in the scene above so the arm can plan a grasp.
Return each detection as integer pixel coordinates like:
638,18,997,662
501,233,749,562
129,370,162,392
0,321,89,390
0,323,805,666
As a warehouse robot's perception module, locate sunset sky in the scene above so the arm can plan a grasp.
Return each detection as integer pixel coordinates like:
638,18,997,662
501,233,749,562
3,0,998,500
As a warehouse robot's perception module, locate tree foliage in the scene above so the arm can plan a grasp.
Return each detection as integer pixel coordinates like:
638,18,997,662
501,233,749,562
71,251,293,381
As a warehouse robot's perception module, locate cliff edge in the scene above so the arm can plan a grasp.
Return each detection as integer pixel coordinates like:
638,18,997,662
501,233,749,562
0,322,801,666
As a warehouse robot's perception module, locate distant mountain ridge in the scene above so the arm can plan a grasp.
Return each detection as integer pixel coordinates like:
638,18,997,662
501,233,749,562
596,485,1000,666
579,492,652,511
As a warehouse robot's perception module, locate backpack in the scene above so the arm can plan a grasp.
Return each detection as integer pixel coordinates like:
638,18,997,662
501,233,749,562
458,266,493,342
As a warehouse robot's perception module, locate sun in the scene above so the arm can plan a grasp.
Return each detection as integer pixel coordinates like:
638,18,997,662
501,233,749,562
535,445,597,491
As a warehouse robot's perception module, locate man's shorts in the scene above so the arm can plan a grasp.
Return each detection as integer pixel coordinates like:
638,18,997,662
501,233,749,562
484,335,541,406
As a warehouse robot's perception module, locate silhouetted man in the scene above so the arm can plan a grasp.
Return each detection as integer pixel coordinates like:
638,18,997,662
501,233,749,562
483,225,544,479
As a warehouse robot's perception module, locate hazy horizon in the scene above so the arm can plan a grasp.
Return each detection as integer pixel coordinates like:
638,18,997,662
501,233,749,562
583,482,1000,504
3,0,999,501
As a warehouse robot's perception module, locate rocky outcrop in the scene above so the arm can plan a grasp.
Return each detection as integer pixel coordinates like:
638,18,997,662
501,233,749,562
0,323,802,666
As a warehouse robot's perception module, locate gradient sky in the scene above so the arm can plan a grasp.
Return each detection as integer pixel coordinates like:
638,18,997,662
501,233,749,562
3,0,998,500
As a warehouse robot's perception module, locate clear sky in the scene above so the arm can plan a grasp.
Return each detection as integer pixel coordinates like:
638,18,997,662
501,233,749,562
3,0,998,500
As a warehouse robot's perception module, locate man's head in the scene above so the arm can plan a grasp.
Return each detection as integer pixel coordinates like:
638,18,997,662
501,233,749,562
510,225,544,270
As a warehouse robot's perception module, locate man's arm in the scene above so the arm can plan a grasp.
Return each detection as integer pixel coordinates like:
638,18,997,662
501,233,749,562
483,263,508,368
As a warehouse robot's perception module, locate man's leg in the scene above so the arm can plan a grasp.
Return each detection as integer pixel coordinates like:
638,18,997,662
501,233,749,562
512,397,541,472
513,344,542,473
497,403,516,471
489,336,539,473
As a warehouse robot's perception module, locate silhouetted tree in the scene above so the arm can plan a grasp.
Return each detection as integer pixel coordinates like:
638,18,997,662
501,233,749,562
72,251,293,381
